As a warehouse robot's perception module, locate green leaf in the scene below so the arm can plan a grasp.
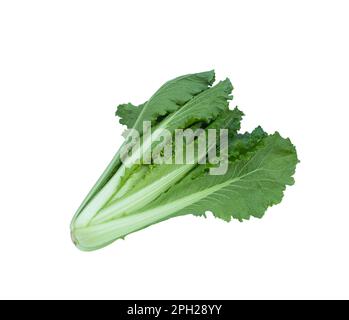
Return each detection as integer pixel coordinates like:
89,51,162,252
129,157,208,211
88,106,243,226
73,70,216,221
72,133,298,250
164,78,233,131
115,102,146,128
116,70,215,132
228,126,267,160
154,132,298,221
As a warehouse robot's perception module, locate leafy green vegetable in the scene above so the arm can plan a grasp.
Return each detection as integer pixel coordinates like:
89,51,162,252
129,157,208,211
116,70,216,131
70,70,298,251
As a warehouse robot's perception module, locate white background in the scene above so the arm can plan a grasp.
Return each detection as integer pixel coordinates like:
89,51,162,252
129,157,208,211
0,0,348,300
